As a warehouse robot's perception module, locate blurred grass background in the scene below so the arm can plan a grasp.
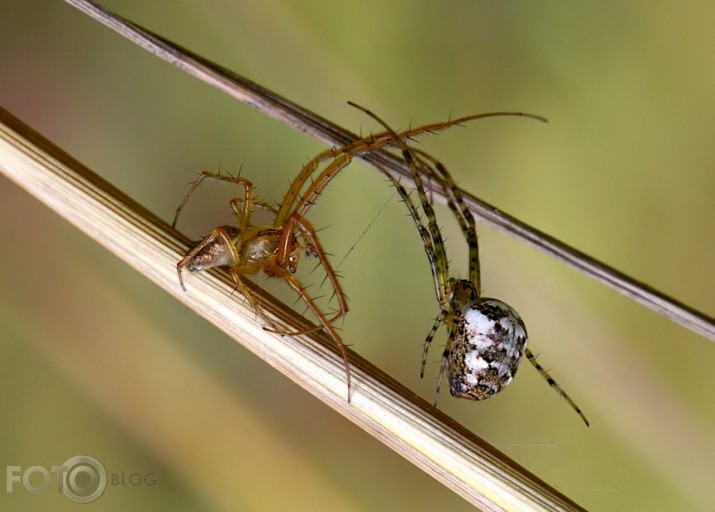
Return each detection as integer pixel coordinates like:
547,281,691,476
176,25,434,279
1,1,714,510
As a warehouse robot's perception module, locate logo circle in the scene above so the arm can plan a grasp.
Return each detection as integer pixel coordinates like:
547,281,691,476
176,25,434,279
61,455,107,504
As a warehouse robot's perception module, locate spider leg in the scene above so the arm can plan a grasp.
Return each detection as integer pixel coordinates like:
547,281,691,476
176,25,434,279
275,109,545,227
413,149,481,294
346,102,453,310
230,197,279,217
278,212,349,323
273,153,364,327
389,175,449,307
525,348,589,426
349,111,547,157
228,269,282,331
420,310,447,378
342,103,545,296
299,153,448,310
275,148,354,226
225,250,326,336
433,343,451,406
392,145,480,294
292,153,354,221
173,170,257,238
263,321,325,337
273,129,407,224
270,264,352,401
275,106,546,240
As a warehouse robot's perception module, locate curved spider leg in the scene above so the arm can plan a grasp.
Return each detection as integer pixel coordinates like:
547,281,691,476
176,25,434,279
273,134,400,225
275,109,546,227
281,212,349,323
266,220,348,336
274,150,352,226
285,125,454,326
285,138,447,309
345,102,452,308
420,310,446,379
247,220,331,337
412,149,481,293
229,197,278,217
290,153,353,221
271,153,354,324
227,197,266,229
268,263,353,400
228,266,284,330
357,111,547,154
340,105,544,291
525,348,590,426
172,171,254,232
274,108,544,233
284,139,448,306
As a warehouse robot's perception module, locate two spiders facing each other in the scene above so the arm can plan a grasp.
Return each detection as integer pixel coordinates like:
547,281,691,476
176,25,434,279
172,103,589,427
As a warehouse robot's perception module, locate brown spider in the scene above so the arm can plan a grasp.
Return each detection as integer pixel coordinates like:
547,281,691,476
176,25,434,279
172,172,351,393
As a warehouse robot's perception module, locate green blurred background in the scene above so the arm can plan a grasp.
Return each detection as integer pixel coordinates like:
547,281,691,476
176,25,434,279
1,1,714,510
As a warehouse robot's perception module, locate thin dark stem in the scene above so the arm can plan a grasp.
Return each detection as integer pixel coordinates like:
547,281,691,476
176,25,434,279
63,0,715,343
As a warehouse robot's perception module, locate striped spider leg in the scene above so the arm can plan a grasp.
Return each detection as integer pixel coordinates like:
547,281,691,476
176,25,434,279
348,103,589,426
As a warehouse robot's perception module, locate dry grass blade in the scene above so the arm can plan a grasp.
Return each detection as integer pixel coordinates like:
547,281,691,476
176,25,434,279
64,0,715,342
0,106,586,512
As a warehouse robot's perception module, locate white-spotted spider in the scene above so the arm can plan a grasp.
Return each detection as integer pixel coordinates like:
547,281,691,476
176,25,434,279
349,103,589,426
172,110,536,401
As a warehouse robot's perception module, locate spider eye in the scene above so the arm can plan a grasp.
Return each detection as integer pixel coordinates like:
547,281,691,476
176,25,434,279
288,253,299,272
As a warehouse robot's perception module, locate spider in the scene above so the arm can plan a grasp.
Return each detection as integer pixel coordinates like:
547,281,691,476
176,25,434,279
172,108,541,402
172,170,354,395
348,103,589,426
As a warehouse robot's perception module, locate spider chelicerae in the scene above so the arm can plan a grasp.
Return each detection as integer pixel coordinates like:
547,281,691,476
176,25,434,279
348,102,589,426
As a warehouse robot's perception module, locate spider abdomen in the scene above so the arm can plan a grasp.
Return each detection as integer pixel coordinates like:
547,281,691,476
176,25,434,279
447,298,527,400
